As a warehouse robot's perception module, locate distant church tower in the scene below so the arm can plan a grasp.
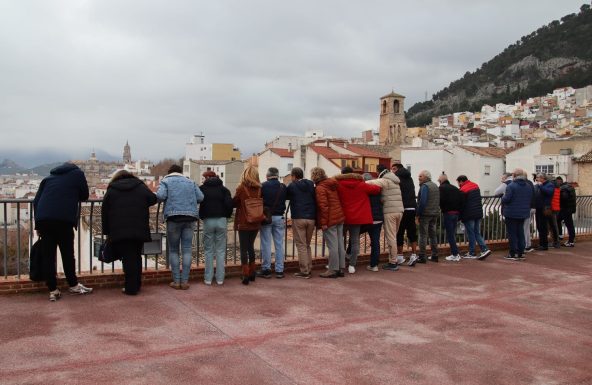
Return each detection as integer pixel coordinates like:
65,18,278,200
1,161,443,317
379,91,407,145
123,141,132,164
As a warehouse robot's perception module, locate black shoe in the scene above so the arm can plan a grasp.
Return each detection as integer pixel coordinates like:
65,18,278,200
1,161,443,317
417,257,427,264
275,272,285,279
337,269,345,277
382,263,400,271
504,254,519,261
536,246,548,251
429,256,438,263
553,242,561,249
256,269,272,279
241,276,250,285
319,269,338,278
517,254,525,260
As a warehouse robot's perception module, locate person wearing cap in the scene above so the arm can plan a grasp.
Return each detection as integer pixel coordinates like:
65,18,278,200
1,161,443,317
334,166,381,274
257,167,287,279
199,171,234,285
391,162,418,264
366,164,403,270
456,175,491,260
409,170,440,266
555,176,576,247
286,167,317,279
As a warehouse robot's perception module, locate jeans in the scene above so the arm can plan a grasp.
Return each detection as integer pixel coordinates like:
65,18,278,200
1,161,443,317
324,224,345,271
557,211,575,243
368,223,383,267
203,217,227,283
418,216,438,257
167,220,196,283
36,221,78,291
292,219,315,274
260,215,285,272
505,218,525,256
239,230,258,265
345,225,361,265
443,213,459,256
464,218,488,255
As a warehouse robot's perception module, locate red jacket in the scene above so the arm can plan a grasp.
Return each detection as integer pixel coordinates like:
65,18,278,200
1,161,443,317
334,173,381,225
551,187,561,212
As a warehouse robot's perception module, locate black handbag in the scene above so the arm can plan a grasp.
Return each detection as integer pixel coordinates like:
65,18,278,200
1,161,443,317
29,239,49,282
262,185,285,225
99,239,117,263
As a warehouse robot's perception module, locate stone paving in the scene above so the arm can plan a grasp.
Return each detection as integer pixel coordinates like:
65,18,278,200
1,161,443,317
0,244,590,385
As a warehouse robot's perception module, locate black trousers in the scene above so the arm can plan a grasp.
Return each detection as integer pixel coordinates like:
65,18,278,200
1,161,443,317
113,240,143,295
557,211,576,243
397,210,417,246
238,230,258,265
36,221,78,291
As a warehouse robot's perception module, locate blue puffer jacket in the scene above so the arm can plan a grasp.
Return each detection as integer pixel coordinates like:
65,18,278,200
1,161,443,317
156,173,204,220
287,178,316,220
34,163,89,229
534,180,555,209
501,177,533,219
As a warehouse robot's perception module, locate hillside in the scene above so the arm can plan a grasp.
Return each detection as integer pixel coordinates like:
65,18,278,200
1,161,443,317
406,4,592,127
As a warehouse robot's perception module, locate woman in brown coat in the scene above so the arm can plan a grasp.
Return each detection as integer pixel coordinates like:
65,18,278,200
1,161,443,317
310,167,346,278
233,165,262,285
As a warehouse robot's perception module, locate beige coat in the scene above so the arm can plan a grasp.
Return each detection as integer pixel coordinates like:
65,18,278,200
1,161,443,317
367,172,404,215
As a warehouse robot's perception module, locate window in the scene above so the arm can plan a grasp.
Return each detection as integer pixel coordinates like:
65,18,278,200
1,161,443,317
393,100,400,114
220,172,224,178
382,100,387,114
287,163,293,171
535,165,554,174
484,165,491,176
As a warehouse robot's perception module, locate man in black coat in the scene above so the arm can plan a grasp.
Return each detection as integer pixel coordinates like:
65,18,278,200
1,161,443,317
555,176,576,247
438,174,463,261
33,162,92,301
392,161,418,263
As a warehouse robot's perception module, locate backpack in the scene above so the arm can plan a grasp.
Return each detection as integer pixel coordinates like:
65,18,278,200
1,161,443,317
29,239,49,282
243,187,266,224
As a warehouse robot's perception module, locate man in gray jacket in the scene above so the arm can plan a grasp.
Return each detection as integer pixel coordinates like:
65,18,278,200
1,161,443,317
410,170,440,266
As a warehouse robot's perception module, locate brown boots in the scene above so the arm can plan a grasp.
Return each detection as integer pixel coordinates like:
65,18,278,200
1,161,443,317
249,262,257,282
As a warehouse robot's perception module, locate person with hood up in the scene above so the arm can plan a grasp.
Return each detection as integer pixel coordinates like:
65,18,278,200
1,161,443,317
199,171,233,286
501,169,533,261
34,162,93,301
311,167,346,278
334,166,381,274
286,167,316,279
156,165,204,290
456,175,492,260
366,164,403,270
102,170,157,294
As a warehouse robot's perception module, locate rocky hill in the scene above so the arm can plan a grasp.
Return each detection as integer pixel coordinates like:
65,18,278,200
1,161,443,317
406,4,592,127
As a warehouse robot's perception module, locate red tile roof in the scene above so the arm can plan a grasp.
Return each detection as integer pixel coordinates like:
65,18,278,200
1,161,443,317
458,146,509,158
332,144,389,158
309,145,358,160
576,150,592,163
268,148,295,158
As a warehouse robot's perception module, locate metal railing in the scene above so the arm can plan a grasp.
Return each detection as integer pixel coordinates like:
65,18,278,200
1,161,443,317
2,196,592,280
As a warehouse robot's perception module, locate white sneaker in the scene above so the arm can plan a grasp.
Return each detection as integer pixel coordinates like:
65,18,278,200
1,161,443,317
68,283,93,294
396,255,405,264
348,265,356,274
463,253,478,259
204,281,212,286
445,254,461,262
366,265,378,272
49,289,61,302
216,281,224,285
408,254,419,266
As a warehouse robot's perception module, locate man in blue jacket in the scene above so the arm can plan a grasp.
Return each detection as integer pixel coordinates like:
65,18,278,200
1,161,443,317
258,167,287,278
34,162,93,301
156,165,204,289
534,173,557,250
287,167,316,278
502,169,533,260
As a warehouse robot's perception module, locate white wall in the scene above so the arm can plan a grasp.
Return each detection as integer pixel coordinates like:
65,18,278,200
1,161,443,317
257,150,294,182
451,148,505,196
506,141,542,176
401,149,454,194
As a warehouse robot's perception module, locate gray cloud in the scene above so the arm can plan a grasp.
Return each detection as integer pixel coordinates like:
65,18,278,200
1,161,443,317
0,0,584,161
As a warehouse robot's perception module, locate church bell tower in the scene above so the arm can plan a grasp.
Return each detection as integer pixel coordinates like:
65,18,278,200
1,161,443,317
379,91,407,145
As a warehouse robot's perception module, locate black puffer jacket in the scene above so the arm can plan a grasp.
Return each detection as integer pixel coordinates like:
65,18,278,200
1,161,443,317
439,181,463,213
199,177,234,218
394,167,417,209
101,175,157,242
287,179,316,220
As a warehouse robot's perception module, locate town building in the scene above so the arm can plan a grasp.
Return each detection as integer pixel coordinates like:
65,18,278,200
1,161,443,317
185,134,241,161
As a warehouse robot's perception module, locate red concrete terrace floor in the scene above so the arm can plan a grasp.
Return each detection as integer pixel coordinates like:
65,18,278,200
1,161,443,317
1,244,591,385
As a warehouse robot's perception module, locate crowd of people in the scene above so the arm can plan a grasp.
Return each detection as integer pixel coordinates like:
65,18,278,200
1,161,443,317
32,160,578,301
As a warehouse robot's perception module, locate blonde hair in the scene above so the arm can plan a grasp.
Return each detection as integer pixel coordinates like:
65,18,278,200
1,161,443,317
240,165,261,187
310,167,327,184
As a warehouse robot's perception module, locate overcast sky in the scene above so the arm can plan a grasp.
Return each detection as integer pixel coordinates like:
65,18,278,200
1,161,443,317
0,0,586,163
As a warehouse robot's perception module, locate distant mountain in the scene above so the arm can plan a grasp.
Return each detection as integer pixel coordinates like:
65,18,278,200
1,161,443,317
0,148,119,169
23,162,63,177
0,159,25,175
406,4,592,127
